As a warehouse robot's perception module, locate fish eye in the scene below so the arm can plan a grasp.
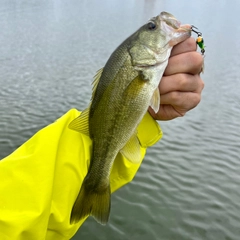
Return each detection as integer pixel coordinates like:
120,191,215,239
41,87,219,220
147,21,156,30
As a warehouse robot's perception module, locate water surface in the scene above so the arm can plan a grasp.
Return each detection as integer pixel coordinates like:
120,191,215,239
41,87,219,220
0,0,240,239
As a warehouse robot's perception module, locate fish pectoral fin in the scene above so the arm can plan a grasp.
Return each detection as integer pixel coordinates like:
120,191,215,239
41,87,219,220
120,134,142,164
68,108,90,136
150,87,160,113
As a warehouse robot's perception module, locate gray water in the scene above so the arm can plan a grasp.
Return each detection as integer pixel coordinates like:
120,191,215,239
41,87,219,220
0,0,240,239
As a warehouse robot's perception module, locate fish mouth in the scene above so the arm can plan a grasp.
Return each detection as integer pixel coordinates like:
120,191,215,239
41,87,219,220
159,12,191,46
168,24,192,46
159,11,181,29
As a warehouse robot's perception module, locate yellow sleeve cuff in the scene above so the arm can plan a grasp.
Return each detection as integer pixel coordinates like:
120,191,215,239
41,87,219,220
0,109,162,239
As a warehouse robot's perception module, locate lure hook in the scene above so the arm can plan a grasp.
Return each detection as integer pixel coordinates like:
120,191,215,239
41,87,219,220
191,25,202,37
191,25,205,55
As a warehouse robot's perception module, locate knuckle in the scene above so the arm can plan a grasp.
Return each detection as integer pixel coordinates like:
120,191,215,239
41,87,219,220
196,76,205,91
169,91,181,103
191,93,201,107
178,74,189,88
200,79,205,90
190,52,204,73
195,94,201,105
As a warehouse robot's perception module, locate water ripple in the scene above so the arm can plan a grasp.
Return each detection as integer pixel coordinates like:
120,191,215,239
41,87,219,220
1,0,240,239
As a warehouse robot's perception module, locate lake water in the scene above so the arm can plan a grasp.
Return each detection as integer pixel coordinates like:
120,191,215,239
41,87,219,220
1,0,240,239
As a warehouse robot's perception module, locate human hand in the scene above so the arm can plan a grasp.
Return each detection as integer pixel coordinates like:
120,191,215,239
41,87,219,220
149,37,204,121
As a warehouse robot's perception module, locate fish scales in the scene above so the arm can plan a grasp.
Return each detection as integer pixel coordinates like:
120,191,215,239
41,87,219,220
69,11,191,225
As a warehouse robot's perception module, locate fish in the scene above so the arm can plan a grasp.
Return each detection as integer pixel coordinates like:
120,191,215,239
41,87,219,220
69,11,191,225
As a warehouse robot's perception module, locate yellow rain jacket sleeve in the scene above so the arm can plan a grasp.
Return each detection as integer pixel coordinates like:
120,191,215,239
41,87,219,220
0,108,162,240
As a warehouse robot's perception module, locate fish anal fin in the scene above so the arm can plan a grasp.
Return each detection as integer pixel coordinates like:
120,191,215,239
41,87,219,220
70,180,111,225
150,87,160,113
120,133,142,164
68,108,90,136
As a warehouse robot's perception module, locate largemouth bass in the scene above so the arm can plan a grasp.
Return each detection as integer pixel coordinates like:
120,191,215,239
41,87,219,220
69,11,191,225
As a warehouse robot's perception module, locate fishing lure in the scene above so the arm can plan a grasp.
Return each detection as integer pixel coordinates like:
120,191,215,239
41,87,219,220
191,26,205,55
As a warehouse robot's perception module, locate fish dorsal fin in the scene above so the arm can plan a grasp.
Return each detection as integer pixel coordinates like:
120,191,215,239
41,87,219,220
120,133,142,164
68,108,90,136
150,87,160,113
91,68,104,100
68,68,104,135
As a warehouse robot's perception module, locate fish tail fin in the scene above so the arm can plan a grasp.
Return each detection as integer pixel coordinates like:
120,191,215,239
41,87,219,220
70,180,111,225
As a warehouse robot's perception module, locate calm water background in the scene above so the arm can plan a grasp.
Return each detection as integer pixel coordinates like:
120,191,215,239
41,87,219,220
0,0,240,239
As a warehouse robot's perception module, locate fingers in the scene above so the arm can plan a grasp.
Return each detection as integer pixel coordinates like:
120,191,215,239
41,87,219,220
149,89,203,121
160,91,202,111
159,73,204,96
165,37,204,76
148,37,205,121
158,75,204,119
164,51,204,75
149,104,185,121
170,37,197,56
151,70,204,121
155,74,204,120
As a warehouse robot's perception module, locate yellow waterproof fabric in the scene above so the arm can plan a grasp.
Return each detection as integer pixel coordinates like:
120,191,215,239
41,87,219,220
0,109,162,240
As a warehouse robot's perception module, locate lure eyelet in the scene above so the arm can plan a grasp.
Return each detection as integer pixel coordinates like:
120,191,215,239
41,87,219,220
191,25,205,56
